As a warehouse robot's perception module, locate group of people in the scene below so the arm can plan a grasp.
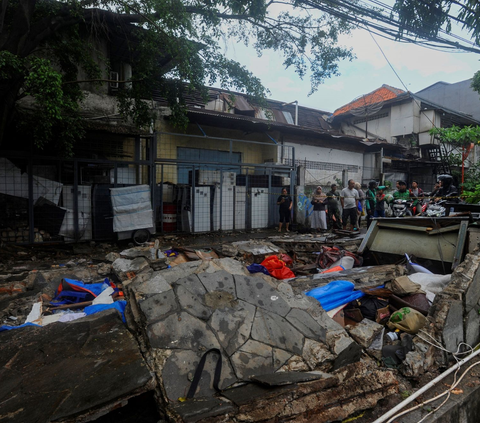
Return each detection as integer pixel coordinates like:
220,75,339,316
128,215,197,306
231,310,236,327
276,175,457,233
276,179,365,233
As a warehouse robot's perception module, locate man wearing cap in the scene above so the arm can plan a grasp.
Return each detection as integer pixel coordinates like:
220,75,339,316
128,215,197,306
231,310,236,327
326,184,342,230
393,180,411,201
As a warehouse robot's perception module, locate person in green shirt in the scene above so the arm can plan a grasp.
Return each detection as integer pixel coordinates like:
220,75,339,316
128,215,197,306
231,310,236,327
393,180,411,201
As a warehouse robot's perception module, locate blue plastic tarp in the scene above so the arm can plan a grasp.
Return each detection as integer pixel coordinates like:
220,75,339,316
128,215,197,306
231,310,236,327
306,280,365,312
84,301,127,322
0,322,41,333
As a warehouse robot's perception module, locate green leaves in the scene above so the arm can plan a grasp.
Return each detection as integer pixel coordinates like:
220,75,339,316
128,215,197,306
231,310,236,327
430,125,480,146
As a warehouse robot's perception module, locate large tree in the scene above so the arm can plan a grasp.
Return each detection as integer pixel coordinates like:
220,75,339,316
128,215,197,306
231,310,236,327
1,0,480,155
0,0,355,154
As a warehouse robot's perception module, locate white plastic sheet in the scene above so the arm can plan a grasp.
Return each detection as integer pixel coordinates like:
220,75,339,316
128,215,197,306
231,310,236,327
0,158,63,205
110,185,154,232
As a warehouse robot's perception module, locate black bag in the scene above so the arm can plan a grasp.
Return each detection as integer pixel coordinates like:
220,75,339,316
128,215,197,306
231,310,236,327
352,297,389,321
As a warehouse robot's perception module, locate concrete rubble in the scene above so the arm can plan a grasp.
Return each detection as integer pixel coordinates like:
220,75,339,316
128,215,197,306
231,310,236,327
1,230,480,422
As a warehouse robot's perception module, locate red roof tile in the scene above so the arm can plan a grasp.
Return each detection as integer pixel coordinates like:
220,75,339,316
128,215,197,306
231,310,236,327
333,84,407,116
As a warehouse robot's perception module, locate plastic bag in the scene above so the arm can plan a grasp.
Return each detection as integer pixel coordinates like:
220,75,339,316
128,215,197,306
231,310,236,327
261,255,295,280
387,307,426,334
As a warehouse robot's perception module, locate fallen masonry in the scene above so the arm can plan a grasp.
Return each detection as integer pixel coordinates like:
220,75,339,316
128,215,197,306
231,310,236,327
3,235,480,422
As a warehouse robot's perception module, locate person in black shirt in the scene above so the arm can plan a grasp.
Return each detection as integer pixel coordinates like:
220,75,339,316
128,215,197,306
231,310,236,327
277,188,292,232
326,184,341,230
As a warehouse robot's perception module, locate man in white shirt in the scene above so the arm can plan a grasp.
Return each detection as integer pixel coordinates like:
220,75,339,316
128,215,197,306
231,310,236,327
340,179,360,231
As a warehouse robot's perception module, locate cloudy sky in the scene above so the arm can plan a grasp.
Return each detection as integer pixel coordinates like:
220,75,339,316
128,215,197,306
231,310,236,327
224,22,480,114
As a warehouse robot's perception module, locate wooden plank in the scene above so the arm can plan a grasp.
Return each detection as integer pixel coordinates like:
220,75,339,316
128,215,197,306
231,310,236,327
452,220,469,270
358,220,378,254
427,224,461,235
377,222,431,232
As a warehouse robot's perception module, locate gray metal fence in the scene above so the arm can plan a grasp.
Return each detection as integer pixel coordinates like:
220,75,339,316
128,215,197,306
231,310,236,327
0,133,295,244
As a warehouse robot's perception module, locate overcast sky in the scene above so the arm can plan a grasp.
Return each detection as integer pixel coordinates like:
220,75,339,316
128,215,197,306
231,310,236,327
224,24,480,114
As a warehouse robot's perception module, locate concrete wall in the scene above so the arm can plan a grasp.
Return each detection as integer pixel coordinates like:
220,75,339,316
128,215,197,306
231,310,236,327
405,250,480,378
284,141,364,186
417,79,480,122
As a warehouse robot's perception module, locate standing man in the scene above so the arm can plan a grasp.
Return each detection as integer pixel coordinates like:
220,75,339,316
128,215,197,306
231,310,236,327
365,180,377,228
326,184,342,230
277,188,292,232
340,179,360,231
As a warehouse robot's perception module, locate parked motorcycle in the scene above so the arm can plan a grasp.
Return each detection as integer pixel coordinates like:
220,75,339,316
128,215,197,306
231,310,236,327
423,202,446,217
392,199,413,217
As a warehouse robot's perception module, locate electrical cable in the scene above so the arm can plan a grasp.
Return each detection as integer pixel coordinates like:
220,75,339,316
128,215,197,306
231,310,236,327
374,343,480,423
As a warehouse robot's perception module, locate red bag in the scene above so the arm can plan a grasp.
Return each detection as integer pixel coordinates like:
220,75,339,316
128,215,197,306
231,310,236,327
261,255,295,280
279,253,293,266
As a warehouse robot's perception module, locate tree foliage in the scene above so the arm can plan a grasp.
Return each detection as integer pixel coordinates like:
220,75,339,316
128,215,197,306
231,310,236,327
0,0,355,154
2,0,480,155
430,125,480,203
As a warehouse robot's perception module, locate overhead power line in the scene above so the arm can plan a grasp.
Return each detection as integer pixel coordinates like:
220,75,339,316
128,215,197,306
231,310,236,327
299,0,480,54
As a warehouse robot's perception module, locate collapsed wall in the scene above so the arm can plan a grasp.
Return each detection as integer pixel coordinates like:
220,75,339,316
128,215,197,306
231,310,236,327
404,250,480,377
120,257,399,422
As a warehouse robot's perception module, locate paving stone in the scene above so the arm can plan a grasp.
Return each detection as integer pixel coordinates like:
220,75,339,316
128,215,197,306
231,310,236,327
277,282,312,310
138,290,178,322
346,319,384,349
132,271,172,295
175,284,213,321
161,262,201,284
235,275,291,317
209,300,256,356
172,274,207,296
273,348,293,370
302,339,336,370
147,312,220,351
251,308,304,355
286,308,327,343
204,291,238,310
198,270,236,297
162,349,237,401
231,340,274,379
215,257,249,276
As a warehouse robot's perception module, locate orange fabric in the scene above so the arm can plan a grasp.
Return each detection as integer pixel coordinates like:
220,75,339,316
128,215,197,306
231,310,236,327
261,255,295,280
320,266,344,274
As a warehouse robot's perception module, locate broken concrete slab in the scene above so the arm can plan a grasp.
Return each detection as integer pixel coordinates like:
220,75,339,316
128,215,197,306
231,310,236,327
228,240,282,263
124,257,363,422
289,264,404,295
0,310,154,423
346,318,385,349
112,257,150,281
